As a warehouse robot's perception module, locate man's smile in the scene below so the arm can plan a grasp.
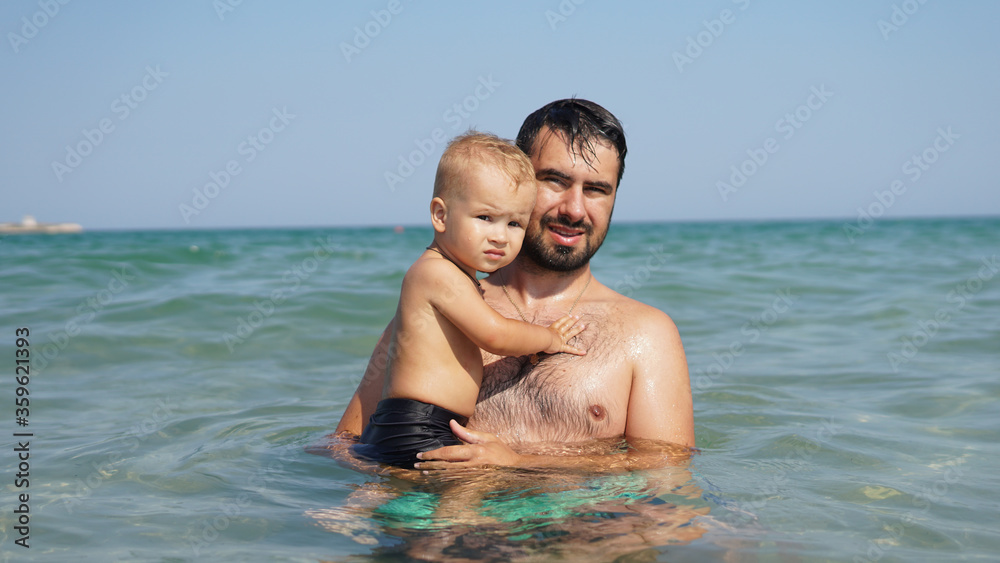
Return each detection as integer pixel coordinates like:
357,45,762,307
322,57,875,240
545,220,588,246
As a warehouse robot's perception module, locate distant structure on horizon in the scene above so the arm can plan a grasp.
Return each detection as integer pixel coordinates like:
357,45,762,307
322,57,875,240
0,215,83,234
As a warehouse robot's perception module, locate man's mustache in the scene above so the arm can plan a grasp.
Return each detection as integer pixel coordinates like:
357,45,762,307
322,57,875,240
540,215,593,235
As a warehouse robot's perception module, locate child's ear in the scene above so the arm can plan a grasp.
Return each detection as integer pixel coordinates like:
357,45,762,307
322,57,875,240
430,197,447,233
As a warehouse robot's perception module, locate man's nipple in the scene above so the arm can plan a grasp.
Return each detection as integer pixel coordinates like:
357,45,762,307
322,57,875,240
589,404,606,421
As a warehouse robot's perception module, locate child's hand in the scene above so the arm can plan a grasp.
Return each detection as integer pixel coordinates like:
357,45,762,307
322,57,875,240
545,314,586,355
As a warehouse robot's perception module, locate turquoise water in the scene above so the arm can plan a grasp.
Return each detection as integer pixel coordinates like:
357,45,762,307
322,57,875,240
1,218,998,561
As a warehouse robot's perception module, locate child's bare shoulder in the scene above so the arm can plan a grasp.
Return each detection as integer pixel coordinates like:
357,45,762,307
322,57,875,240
402,254,472,295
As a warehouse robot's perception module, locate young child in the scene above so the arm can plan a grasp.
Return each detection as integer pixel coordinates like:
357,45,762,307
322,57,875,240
352,132,586,468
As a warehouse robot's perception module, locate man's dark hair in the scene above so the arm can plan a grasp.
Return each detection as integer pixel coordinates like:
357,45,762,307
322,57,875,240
516,98,627,186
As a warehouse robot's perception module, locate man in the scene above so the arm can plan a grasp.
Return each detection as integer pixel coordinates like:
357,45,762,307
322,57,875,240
336,99,694,468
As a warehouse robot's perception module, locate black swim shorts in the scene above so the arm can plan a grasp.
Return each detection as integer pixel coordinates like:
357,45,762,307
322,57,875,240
352,397,468,469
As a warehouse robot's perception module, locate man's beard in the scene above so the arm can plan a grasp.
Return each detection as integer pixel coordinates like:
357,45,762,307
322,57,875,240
521,215,607,272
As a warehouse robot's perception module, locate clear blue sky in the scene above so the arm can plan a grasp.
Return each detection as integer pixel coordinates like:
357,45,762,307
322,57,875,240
2,1,998,230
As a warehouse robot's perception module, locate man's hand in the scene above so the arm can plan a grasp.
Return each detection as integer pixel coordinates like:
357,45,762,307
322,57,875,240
414,420,695,473
414,420,524,469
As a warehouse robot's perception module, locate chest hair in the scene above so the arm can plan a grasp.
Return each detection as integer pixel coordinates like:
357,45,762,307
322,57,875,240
470,308,627,443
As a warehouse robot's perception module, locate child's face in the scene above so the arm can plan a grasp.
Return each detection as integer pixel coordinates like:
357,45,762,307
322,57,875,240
437,164,536,273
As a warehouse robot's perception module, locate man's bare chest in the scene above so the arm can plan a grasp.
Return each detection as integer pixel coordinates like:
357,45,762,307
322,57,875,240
470,319,633,443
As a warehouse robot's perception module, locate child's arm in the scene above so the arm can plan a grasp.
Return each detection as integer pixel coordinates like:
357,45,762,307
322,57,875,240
416,260,586,357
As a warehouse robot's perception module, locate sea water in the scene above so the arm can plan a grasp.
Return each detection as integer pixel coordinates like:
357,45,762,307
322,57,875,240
0,218,997,561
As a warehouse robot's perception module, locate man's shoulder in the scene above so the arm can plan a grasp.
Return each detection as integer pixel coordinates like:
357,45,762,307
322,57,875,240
595,281,681,340
600,281,676,321
595,281,687,392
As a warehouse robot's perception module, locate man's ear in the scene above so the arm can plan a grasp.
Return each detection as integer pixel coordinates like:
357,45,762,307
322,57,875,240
430,197,447,233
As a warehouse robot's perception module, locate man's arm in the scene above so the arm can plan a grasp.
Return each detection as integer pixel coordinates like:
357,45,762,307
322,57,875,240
414,420,693,472
624,307,695,447
334,320,394,436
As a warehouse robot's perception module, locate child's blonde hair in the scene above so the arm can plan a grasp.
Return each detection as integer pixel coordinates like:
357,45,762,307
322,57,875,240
433,132,535,202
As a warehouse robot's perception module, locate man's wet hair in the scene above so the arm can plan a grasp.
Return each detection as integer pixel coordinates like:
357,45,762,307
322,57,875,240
516,98,627,186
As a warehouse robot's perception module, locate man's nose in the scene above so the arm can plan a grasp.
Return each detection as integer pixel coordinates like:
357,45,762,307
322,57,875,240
557,185,586,223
